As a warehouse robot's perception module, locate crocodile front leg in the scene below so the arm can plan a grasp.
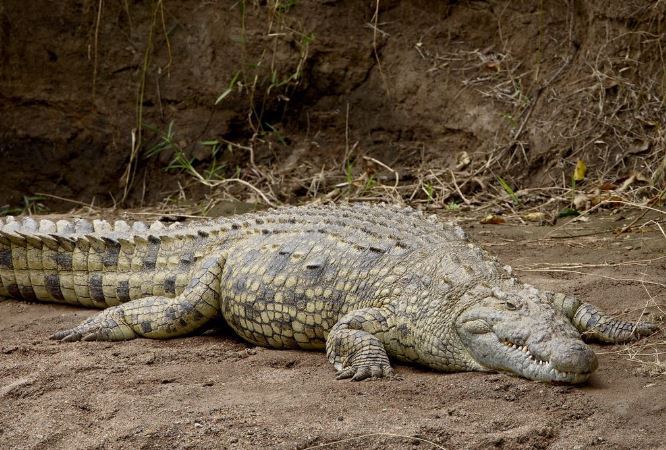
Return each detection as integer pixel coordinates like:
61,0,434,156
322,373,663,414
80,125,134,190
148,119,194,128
326,307,395,381
548,292,659,343
50,256,225,342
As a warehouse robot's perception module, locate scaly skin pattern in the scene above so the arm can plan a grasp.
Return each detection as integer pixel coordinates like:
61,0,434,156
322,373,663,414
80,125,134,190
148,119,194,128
0,204,658,383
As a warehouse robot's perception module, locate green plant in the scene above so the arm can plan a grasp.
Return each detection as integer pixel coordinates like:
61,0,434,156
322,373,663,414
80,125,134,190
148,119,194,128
364,175,377,192
215,71,241,105
446,200,460,211
120,0,173,202
145,122,227,186
0,195,48,216
345,161,354,185
497,176,520,204
275,0,297,14
263,123,288,146
224,1,314,135
144,120,177,159
422,181,434,202
200,140,227,180
501,112,518,129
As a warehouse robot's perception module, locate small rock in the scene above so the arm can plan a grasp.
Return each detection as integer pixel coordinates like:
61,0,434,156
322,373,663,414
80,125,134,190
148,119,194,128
492,437,505,447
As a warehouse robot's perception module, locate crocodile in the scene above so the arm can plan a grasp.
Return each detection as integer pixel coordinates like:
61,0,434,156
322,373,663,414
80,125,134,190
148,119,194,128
0,204,658,383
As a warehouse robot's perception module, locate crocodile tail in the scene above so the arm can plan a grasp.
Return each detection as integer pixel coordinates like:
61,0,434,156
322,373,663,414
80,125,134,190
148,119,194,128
0,217,204,308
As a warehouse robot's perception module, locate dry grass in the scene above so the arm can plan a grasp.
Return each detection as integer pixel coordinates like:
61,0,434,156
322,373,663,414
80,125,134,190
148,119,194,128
85,0,662,224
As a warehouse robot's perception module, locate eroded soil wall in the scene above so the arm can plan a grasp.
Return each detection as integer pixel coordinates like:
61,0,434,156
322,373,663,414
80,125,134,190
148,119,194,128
1,1,664,207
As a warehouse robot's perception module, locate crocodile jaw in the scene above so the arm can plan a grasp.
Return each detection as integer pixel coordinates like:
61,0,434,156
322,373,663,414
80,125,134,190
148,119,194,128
492,337,596,383
454,292,598,384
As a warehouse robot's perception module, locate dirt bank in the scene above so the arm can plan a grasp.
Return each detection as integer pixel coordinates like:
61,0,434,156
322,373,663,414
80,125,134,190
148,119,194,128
1,1,664,209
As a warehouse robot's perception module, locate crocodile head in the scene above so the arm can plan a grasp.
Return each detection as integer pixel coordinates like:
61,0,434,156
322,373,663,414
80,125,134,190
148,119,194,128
454,283,598,383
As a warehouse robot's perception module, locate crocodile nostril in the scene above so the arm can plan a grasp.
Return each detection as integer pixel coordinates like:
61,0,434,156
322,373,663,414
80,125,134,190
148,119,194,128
550,338,598,374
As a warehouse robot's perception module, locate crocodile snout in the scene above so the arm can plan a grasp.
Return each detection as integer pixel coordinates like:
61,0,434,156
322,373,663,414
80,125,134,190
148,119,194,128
550,338,598,374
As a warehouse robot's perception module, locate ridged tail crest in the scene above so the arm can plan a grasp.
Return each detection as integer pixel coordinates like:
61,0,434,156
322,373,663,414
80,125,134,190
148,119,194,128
0,217,215,308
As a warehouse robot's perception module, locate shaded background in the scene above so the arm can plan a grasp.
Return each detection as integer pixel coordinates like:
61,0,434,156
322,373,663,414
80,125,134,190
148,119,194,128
0,0,664,212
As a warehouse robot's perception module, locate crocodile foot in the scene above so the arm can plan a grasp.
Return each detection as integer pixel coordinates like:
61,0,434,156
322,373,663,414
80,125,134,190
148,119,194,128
336,363,394,381
50,307,137,342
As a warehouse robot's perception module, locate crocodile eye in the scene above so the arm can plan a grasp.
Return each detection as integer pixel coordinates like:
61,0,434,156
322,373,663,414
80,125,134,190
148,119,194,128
502,301,517,311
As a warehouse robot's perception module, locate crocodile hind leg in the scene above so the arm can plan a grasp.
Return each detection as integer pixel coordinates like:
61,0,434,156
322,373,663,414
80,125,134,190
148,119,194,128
548,293,659,343
326,307,395,381
50,256,225,342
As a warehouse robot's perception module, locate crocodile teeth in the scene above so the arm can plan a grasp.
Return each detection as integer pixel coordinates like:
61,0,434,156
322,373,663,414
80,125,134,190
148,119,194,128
503,341,557,369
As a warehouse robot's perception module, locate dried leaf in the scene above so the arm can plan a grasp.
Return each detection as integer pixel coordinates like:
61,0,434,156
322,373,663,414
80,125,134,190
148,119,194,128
617,174,636,192
628,140,650,155
523,212,546,223
480,214,506,225
573,160,587,182
456,151,471,170
485,62,500,72
573,193,590,210
603,78,618,90
589,192,624,206
599,181,616,191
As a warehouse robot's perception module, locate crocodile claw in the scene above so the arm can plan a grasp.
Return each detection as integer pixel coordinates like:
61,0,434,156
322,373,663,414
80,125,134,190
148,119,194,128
50,308,137,342
50,320,109,342
50,317,94,341
336,364,394,381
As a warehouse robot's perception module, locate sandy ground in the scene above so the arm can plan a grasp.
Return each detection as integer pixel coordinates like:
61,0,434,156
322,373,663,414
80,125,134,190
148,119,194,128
0,212,664,450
